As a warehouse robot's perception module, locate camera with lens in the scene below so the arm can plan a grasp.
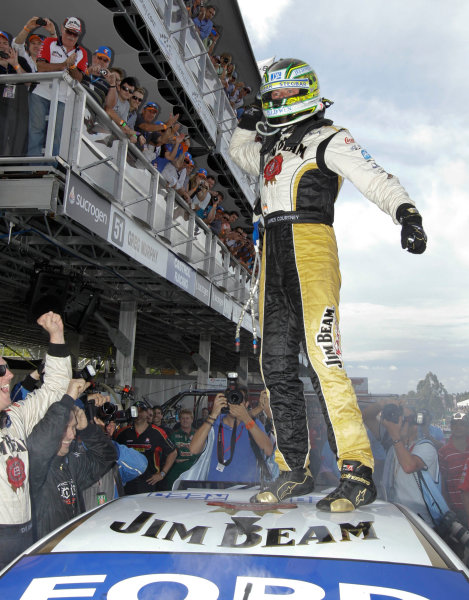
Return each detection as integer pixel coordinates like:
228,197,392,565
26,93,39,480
438,511,469,564
74,363,96,382
114,405,138,423
0,51,9,59
99,69,109,77
96,401,117,424
221,372,244,414
36,17,47,27
381,403,403,424
221,57,229,64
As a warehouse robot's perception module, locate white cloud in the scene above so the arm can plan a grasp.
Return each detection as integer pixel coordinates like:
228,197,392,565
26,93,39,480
237,0,294,46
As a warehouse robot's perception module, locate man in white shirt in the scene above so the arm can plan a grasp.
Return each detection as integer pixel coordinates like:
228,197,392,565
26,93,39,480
27,17,87,157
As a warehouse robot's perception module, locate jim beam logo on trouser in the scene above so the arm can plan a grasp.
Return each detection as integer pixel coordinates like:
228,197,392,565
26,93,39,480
315,306,343,368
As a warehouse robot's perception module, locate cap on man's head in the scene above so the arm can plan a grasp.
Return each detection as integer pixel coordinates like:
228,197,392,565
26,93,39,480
94,45,112,60
197,168,207,178
143,102,159,112
133,401,149,409
64,17,82,34
244,86,252,93
29,34,45,44
452,412,469,422
0,30,10,42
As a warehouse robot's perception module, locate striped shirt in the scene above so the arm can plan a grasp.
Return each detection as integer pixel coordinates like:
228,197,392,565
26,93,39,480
438,437,469,512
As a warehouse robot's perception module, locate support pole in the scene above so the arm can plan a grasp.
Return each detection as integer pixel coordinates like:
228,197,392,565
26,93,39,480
197,333,211,388
116,301,137,388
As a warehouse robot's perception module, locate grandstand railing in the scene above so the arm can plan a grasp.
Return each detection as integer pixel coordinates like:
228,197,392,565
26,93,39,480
0,71,255,309
132,0,257,204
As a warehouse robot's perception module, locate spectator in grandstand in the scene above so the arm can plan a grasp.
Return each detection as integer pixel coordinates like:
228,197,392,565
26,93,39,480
154,128,186,185
381,406,440,527
127,87,145,129
439,412,469,522
176,152,195,203
164,409,201,490
188,390,273,484
109,66,125,83
115,401,177,493
231,85,251,119
28,17,87,157
82,402,148,511
81,46,118,109
192,5,219,49
186,0,203,19
135,102,179,140
0,31,29,156
201,192,224,231
0,311,72,569
151,405,172,435
28,384,117,541
190,169,210,212
12,16,56,72
106,75,138,142
232,228,255,270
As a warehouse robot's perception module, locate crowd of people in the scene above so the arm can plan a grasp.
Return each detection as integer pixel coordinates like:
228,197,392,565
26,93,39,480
1,312,469,570
0,13,256,271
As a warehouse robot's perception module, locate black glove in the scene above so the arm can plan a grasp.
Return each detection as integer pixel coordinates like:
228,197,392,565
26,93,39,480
237,104,263,131
396,203,427,254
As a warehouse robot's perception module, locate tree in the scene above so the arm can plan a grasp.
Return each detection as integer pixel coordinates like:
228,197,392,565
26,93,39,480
406,372,451,419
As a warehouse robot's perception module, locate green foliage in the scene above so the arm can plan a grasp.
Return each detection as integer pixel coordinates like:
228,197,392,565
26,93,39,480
405,372,451,419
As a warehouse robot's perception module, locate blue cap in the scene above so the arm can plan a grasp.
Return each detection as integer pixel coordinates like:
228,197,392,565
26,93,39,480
143,102,159,112
94,45,112,60
197,168,207,178
0,30,10,42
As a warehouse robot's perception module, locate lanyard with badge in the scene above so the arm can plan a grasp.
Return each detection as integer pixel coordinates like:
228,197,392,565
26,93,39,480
216,419,240,472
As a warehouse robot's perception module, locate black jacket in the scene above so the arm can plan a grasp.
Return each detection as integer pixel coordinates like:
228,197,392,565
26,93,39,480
27,395,117,541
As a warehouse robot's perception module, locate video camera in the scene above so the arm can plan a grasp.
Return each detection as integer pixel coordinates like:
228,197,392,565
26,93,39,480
221,372,244,414
381,404,430,426
381,403,403,424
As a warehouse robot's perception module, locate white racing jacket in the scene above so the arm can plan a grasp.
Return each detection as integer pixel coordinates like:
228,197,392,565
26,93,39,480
229,122,415,224
0,351,72,525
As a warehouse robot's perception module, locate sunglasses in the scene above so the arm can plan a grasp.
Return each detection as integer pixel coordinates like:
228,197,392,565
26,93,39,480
0,364,9,377
132,96,143,102
121,85,134,93
65,29,80,37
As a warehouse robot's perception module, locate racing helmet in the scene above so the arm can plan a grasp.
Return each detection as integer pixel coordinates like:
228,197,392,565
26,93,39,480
260,58,323,127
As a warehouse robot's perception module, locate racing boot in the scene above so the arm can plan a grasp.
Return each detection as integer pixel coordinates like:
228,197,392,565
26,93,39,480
316,460,376,512
250,467,314,503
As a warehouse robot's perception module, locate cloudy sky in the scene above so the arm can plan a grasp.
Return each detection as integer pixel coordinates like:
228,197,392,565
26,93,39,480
238,0,469,395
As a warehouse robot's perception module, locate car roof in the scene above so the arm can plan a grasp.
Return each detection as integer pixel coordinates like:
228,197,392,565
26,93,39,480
12,489,469,567
1,489,468,599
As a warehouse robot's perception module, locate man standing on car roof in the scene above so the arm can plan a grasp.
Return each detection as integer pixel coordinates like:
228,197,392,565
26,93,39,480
229,58,427,511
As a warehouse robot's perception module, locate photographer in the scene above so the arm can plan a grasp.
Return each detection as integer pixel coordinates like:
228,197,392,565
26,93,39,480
115,402,177,494
0,311,72,569
12,16,56,72
27,381,117,541
82,394,148,510
81,46,118,109
381,404,439,526
189,386,273,484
